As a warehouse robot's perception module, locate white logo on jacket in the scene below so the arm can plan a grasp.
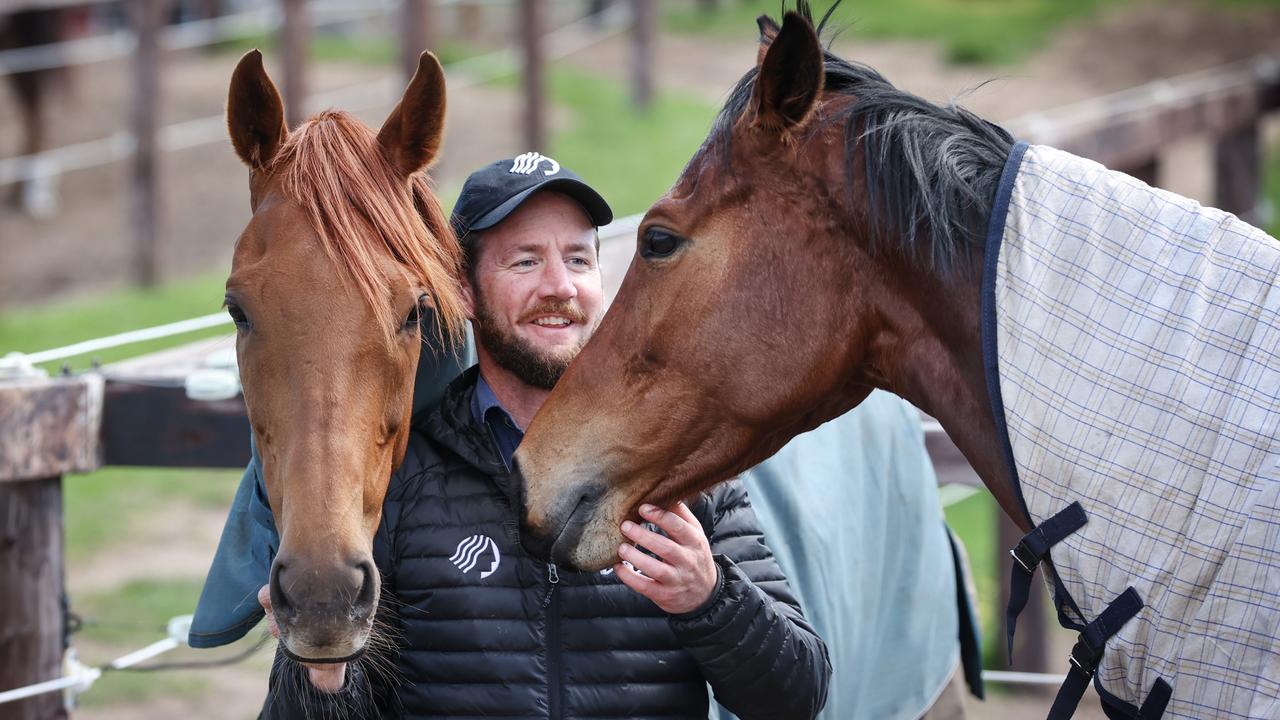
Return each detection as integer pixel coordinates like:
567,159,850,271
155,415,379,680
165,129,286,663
450,534,501,579
509,152,560,176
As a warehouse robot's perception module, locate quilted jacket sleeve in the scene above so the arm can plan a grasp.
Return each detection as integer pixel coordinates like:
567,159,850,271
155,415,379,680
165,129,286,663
668,480,832,720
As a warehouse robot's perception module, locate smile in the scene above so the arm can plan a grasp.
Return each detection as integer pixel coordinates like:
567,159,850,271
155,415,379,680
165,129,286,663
531,316,574,327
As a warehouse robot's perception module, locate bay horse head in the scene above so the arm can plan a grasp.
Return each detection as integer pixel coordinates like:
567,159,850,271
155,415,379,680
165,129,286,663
516,3,1019,570
225,50,464,661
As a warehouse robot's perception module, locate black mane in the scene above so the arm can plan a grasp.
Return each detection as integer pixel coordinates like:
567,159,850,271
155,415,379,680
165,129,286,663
710,0,1015,275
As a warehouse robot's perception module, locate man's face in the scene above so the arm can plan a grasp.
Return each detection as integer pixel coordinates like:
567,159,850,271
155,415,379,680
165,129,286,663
467,191,604,389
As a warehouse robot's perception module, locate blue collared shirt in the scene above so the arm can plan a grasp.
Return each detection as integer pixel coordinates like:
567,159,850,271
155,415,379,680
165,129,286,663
471,373,523,470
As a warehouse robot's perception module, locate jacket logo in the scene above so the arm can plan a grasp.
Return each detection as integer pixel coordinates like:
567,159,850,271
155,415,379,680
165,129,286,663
509,152,560,176
450,534,502,579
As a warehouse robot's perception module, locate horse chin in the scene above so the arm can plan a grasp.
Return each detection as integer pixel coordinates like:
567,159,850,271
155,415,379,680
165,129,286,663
564,530,621,572
557,506,624,572
279,627,372,665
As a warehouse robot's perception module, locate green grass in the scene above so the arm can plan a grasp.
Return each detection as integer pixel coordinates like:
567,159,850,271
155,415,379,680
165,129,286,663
943,490,1003,668
666,0,1116,65
73,579,210,707
544,68,719,216
76,578,207,644
0,271,231,374
63,467,241,563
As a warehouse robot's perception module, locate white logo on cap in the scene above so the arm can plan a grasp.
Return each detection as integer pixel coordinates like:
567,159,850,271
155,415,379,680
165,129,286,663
510,152,560,177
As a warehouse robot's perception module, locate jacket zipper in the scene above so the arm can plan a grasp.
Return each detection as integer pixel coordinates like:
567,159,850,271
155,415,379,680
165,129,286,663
544,562,561,719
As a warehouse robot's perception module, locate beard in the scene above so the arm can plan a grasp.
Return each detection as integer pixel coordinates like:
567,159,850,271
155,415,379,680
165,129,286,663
471,295,594,390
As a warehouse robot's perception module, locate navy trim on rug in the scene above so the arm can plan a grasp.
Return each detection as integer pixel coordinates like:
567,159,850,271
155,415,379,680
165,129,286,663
980,140,1031,526
1094,675,1147,719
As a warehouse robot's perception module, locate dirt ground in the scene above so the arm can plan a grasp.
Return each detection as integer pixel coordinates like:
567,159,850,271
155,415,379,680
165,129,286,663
4,1,1280,718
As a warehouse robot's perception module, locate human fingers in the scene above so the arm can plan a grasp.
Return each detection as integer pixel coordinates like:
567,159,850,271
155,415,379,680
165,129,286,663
620,519,680,560
618,542,674,583
257,585,279,640
638,503,704,547
615,561,656,595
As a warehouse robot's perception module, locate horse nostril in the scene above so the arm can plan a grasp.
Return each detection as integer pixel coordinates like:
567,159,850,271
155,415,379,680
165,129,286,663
355,559,377,610
269,560,296,621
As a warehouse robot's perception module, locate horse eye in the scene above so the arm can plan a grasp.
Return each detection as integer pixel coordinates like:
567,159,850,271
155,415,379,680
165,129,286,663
402,297,424,332
641,229,681,259
226,302,249,330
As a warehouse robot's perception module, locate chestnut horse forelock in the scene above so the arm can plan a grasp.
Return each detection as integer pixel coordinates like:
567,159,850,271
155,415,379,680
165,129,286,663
514,4,1024,571
268,111,465,346
226,49,463,663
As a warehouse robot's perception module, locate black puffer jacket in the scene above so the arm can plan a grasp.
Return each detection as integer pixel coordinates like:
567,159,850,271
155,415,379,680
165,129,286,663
262,369,830,719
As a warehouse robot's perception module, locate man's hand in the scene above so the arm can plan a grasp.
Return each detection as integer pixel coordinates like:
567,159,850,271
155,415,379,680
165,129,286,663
257,585,347,693
616,502,719,615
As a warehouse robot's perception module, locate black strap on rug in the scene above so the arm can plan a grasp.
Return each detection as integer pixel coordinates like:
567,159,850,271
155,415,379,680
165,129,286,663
1046,587,1143,720
1137,678,1172,719
1005,501,1089,656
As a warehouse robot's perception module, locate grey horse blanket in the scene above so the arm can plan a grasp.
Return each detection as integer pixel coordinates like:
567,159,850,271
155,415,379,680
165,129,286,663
983,142,1280,718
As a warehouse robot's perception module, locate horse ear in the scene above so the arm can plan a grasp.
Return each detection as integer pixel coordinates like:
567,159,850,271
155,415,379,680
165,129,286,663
755,14,781,66
751,11,823,132
377,52,447,178
226,50,288,170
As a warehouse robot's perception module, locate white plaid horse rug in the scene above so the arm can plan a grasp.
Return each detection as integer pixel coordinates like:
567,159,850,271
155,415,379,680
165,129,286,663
983,143,1280,719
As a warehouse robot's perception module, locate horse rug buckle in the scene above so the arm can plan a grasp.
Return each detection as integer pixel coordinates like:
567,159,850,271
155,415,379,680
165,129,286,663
1068,636,1101,677
1010,541,1040,573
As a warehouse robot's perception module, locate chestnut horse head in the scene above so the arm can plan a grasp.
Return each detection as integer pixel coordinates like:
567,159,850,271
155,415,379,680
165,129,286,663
225,50,464,660
515,3,1017,570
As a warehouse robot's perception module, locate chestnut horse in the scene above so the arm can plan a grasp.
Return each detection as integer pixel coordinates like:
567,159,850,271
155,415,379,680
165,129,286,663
225,50,464,663
515,6,1279,718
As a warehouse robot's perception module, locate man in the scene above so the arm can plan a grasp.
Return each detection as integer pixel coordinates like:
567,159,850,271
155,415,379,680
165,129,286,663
194,154,830,719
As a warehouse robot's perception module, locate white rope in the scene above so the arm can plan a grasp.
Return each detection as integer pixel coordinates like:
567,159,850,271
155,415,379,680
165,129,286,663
0,3,630,185
982,670,1069,686
13,312,232,366
0,665,100,708
0,616,192,708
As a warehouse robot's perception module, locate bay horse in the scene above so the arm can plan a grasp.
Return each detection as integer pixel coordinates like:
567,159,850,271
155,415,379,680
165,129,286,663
224,49,464,664
513,5,1280,718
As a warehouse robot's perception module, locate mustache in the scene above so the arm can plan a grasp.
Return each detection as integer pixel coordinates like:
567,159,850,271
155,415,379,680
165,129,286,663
520,301,587,324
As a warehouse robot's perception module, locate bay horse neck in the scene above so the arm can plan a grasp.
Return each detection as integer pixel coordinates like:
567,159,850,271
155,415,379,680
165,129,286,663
855,218,1026,531
790,70,1028,530
750,90,1024,529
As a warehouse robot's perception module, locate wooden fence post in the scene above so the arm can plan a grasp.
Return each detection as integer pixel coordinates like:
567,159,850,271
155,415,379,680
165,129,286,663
281,0,309,127
401,0,435,85
629,0,653,110
519,0,545,152
0,377,100,718
1214,124,1262,227
1125,157,1160,188
0,477,68,720
130,0,163,288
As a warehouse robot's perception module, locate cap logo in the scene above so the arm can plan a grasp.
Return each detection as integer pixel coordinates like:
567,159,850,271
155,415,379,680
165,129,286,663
510,152,561,177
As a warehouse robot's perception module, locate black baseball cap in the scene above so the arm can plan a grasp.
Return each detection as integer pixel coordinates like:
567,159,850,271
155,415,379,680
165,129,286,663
450,153,613,241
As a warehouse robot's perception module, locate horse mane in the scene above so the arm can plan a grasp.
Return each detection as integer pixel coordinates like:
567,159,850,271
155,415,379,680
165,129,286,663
269,109,465,346
710,0,1015,275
